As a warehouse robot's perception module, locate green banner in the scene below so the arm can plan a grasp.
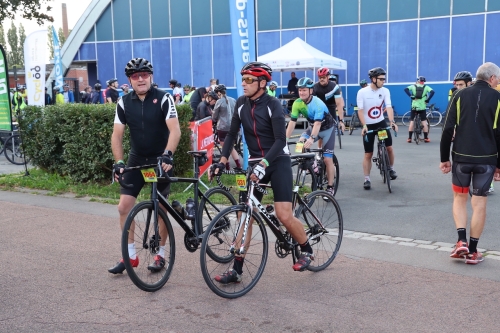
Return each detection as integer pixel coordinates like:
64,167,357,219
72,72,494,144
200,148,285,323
0,44,13,131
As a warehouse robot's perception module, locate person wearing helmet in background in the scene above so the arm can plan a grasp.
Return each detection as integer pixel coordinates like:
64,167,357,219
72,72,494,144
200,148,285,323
208,62,315,283
152,82,158,89
169,79,182,104
62,84,75,103
182,84,194,104
404,76,435,143
91,83,103,104
212,84,242,170
357,67,398,190
195,90,218,120
286,76,338,197
109,57,181,275
121,83,130,95
313,67,346,135
360,80,368,89
106,78,119,103
52,86,64,105
267,81,278,97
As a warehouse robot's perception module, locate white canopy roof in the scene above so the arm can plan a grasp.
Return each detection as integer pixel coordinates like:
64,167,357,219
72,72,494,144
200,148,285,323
258,37,347,71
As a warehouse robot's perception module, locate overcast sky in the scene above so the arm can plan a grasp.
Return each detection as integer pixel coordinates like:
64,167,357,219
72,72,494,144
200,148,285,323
3,0,93,38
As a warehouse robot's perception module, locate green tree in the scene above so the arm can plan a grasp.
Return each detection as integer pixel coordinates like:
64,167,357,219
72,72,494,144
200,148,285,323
47,25,54,60
0,25,6,49
7,21,20,67
0,0,53,25
18,23,26,66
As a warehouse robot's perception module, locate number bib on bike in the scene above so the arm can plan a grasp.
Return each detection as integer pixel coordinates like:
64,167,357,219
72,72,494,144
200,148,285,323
295,142,304,153
141,168,157,182
235,174,247,191
377,130,388,140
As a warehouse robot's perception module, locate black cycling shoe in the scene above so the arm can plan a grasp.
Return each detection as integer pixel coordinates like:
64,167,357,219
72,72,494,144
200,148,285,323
108,261,126,274
389,170,398,180
363,180,371,190
147,255,166,272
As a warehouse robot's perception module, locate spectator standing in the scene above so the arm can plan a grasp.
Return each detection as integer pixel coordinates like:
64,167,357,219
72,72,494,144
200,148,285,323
44,87,52,105
106,78,120,103
195,91,218,120
169,79,182,104
189,87,207,120
91,83,103,104
267,81,278,97
404,76,434,142
53,86,64,104
62,84,75,103
287,72,298,95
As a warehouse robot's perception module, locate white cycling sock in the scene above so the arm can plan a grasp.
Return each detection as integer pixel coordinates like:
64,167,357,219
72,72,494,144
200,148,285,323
364,176,370,181
128,243,136,260
159,246,166,258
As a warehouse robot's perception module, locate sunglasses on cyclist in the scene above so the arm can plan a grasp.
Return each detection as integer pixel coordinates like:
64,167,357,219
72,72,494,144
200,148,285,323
241,77,260,84
129,72,151,80
377,77,386,81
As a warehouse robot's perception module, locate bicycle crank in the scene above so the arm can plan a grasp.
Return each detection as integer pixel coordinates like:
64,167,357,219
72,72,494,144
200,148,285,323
275,240,290,258
183,233,199,252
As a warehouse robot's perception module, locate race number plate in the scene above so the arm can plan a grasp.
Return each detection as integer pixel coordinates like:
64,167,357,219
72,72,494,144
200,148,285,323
377,130,388,140
295,142,304,153
141,168,157,182
235,174,247,191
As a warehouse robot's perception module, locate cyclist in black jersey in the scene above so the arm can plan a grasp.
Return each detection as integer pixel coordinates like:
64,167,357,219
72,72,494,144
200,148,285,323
106,78,119,104
208,62,314,283
108,57,181,274
440,62,500,265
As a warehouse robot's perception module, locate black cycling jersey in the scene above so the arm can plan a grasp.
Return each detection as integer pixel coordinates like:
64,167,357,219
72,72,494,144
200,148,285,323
221,93,289,164
313,81,341,115
106,88,119,103
114,88,177,158
441,80,500,167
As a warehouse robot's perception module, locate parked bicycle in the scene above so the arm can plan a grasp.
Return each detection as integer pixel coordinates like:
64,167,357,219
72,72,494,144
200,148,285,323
348,104,361,135
412,114,424,144
401,104,442,126
0,126,30,165
115,150,237,292
199,164,343,298
364,127,397,193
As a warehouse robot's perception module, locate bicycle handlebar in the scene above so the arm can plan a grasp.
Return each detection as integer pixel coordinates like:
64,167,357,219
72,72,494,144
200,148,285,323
363,126,398,142
214,168,267,194
113,157,173,189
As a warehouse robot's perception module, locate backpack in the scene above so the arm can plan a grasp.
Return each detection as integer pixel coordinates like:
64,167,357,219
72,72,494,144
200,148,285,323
414,84,426,99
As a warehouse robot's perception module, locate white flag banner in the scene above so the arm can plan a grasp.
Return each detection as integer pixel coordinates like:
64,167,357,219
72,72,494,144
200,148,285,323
24,30,47,106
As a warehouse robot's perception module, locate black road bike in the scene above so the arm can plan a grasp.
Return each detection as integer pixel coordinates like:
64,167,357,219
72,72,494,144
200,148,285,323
364,127,397,193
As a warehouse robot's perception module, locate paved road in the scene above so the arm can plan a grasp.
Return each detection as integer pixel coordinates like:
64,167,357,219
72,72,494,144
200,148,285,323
2,126,500,332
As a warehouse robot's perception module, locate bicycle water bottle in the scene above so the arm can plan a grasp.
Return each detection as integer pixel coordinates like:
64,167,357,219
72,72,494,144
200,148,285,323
185,198,195,220
312,160,319,173
265,205,281,228
172,200,187,220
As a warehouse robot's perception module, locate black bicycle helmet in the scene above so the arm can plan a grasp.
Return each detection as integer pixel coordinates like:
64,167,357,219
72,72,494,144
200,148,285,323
94,83,101,90
169,79,178,86
418,76,426,82
360,79,368,87
152,82,158,87
240,62,272,81
453,71,473,82
296,77,314,88
207,91,219,100
368,67,386,78
107,78,118,85
214,84,226,93
124,58,153,77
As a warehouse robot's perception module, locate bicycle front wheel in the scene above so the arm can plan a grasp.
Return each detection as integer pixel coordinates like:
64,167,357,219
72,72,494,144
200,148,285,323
4,134,30,165
427,111,442,126
200,205,268,299
122,201,176,292
337,124,342,149
382,146,392,193
401,111,411,126
295,190,343,271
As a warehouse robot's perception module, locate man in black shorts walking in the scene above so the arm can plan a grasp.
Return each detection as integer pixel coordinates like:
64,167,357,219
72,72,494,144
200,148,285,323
109,58,181,274
440,62,500,265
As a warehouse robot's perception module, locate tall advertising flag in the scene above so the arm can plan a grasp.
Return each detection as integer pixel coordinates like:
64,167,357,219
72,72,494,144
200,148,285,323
52,26,64,92
229,0,256,168
0,44,13,131
24,30,47,106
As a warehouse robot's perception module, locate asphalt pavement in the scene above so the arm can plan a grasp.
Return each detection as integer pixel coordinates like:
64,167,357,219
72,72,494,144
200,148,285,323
1,126,500,332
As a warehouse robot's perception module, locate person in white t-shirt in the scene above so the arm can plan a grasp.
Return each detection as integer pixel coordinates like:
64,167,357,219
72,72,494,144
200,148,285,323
356,67,399,190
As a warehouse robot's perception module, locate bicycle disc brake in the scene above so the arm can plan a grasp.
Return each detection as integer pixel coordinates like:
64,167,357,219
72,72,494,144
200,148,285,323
183,233,199,252
149,234,161,255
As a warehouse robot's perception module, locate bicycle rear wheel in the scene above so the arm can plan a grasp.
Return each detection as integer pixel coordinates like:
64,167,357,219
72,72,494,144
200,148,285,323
4,134,30,165
122,201,176,292
291,159,317,192
401,111,411,126
349,112,358,135
295,190,343,271
200,205,268,299
427,111,442,126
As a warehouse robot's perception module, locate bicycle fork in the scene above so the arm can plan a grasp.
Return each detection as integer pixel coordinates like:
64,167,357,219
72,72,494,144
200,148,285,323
229,203,252,255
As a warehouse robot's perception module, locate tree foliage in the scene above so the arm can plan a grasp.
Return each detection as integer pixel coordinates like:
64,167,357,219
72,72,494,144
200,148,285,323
0,0,53,25
47,25,72,60
0,25,6,48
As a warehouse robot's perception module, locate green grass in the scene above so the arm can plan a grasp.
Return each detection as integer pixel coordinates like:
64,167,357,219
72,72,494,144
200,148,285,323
0,168,278,205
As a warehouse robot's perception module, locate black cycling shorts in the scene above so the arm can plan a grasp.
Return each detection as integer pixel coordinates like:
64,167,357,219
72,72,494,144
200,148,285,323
120,154,171,198
410,109,427,122
363,120,393,153
239,155,293,203
452,163,495,197
217,130,229,142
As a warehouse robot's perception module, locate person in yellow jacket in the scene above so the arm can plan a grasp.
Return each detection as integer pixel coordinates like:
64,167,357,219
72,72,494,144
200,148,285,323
53,86,65,104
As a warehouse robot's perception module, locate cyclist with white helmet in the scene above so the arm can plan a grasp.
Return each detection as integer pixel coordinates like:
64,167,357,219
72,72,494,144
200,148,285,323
286,77,337,196
267,81,278,97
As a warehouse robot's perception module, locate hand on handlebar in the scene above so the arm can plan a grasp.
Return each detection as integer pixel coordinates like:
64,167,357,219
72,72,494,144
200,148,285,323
113,162,125,181
160,154,173,173
208,162,225,181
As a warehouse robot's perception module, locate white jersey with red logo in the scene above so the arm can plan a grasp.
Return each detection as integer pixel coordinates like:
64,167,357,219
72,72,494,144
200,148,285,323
356,86,392,125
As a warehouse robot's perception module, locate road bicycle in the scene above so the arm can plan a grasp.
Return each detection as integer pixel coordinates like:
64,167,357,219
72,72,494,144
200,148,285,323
401,104,442,126
348,104,361,135
365,127,397,193
199,163,343,299
412,116,424,144
213,125,243,163
0,125,31,165
289,141,340,195
115,151,237,292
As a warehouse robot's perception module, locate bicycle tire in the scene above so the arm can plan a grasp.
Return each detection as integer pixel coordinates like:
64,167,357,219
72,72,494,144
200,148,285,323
337,124,342,149
294,190,343,271
414,119,421,144
401,111,411,126
122,201,176,292
291,160,317,192
427,111,442,127
316,155,339,196
200,205,268,299
4,134,30,165
349,112,358,135
382,146,392,193
198,187,238,263
0,137,4,155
